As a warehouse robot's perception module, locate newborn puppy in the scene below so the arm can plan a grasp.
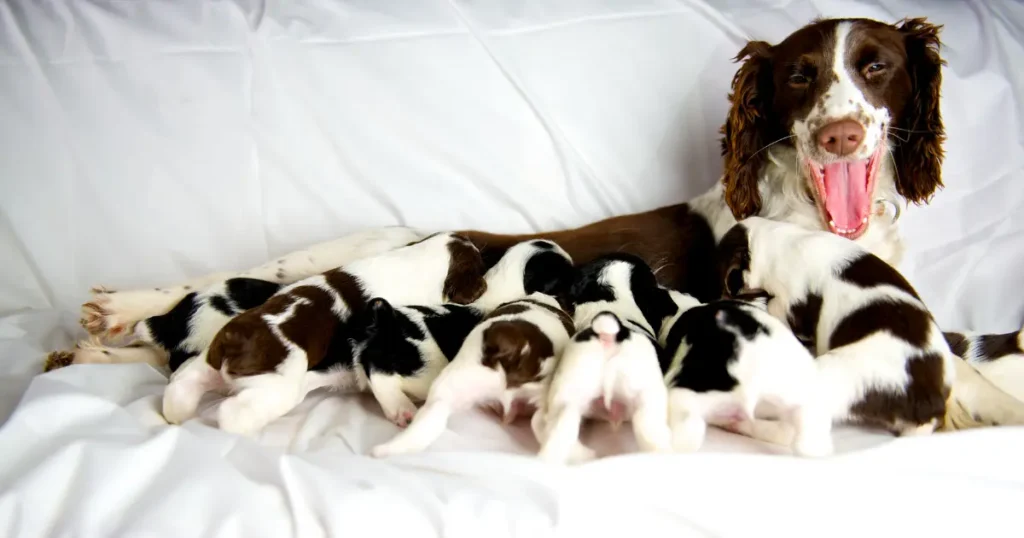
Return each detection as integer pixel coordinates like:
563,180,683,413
370,293,575,458
718,216,1024,435
534,254,675,464
300,238,577,426
942,329,1024,403
133,278,282,371
301,298,485,426
162,232,487,435
658,290,829,457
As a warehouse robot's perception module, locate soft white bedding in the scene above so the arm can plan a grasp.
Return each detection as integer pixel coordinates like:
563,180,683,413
2,1,1024,536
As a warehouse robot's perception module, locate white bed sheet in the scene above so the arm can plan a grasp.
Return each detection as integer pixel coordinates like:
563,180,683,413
2,1,1024,536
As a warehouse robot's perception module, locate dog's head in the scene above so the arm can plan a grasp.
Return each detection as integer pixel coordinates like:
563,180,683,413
721,17,945,240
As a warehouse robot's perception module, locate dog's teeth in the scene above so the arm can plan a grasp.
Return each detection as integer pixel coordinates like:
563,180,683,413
829,220,836,228
861,217,868,224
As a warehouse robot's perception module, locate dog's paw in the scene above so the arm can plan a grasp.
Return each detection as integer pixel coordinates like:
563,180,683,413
386,402,418,428
217,397,267,436
80,287,175,341
43,350,76,372
792,434,833,458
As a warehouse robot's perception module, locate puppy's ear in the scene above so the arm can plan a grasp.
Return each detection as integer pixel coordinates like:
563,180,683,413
716,224,753,299
721,40,774,219
893,18,946,205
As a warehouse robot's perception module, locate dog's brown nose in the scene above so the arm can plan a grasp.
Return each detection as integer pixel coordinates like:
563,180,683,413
817,119,865,156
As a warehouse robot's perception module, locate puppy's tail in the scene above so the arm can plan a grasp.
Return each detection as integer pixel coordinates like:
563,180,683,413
941,356,1024,431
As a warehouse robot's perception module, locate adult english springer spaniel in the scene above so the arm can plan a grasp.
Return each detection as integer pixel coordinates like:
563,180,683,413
53,17,1024,427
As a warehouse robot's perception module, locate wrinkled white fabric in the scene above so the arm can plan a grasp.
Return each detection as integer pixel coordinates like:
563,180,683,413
1,1,1023,536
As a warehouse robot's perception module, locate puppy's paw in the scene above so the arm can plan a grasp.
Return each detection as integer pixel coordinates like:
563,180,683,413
370,442,405,458
792,434,834,458
568,443,597,464
386,401,418,428
80,287,176,341
217,397,267,436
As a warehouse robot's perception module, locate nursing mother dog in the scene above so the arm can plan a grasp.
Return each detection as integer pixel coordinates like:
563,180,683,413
53,17,1024,430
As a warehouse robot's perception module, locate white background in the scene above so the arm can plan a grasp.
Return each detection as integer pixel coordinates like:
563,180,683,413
1,1,1023,536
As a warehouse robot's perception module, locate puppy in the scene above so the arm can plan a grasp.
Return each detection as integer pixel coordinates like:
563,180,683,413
718,216,1024,435
370,293,575,458
942,329,1024,403
299,238,576,426
302,298,486,426
658,290,829,457
534,254,675,464
161,232,487,435
132,278,282,371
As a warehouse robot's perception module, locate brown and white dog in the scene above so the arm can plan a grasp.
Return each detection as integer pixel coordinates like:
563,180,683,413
161,232,486,435
719,217,1024,434
52,17,1023,425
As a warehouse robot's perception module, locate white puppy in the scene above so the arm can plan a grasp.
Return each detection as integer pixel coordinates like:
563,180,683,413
534,254,673,464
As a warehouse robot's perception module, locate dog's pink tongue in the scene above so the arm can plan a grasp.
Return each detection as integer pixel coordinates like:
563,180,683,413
823,160,870,231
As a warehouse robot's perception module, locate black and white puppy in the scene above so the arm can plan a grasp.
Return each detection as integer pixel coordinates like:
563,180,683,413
302,238,576,429
658,289,827,456
134,278,283,371
534,254,676,464
942,329,1024,403
718,216,1024,435
162,232,488,434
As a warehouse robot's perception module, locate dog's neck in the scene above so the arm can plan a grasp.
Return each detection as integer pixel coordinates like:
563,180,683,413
692,145,906,268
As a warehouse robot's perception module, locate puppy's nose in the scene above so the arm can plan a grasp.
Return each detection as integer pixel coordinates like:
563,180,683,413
816,119,865,156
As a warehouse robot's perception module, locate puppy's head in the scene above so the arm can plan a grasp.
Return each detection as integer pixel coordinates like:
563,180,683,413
480,319,552,388
444,234,488,304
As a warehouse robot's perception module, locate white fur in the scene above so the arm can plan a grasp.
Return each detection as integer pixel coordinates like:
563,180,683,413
737,216,1024,429
534,260,671,464
659,291,831,456
371,294,571,458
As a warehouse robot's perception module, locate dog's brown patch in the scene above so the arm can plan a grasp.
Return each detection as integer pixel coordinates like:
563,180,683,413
976,332,1024,362
839,254,921,300
323,269,369,318
480,319,554,388
787,293,823,349
828,300,932,350
461,203,721,303
443,235,487,304
942,331,969,359
850,351,948,432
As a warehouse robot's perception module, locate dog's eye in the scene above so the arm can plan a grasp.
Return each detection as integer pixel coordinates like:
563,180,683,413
864,62,887,77
788,73,810,87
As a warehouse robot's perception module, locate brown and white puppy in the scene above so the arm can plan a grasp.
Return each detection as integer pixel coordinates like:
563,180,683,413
370,293,575,458
942,330,1024,403
161,232,486,435
718,217,1024,436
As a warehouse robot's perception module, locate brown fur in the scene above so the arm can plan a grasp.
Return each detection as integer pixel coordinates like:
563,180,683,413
851,352,949,434
719,18,946,219
461,203,722,303
480,319,553,388
443,235,488,304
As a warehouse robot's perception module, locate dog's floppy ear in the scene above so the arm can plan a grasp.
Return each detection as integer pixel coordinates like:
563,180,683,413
721,40,774,220
893,18,946,205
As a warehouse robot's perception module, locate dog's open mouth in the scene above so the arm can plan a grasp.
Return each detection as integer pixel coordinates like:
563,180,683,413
805,146,884,239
